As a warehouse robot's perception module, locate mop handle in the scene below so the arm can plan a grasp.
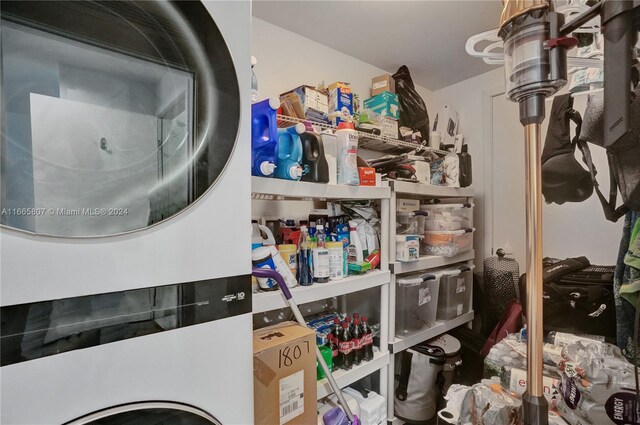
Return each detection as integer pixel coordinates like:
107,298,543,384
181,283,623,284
252,268,357,424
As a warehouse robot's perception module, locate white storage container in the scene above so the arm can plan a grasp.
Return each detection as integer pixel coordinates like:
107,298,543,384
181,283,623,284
421,228,474,258
397,211,418,235
420,203,473,231
436,265,475,321
396,235,420,262
396,272,441,337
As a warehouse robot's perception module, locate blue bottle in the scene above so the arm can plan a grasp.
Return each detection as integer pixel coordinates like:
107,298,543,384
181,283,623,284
275,123,304,180
251,98,279,177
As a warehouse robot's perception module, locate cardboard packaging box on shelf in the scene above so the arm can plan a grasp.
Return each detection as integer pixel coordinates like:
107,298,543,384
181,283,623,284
359,109,399,139
254,322,317,425
280,85,329,123
358,167,376,186
371,74,395,96
327,81,353,126
432,105,459,146
363,91,399,120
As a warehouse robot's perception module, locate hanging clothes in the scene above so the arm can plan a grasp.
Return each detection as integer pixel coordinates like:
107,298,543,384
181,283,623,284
614,210,640,364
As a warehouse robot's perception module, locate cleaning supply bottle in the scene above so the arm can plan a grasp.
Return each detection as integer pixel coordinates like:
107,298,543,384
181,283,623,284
297,226,313,286
458,144,472,187
251,56,259,103
251,98,280,177
312,224,330,283
346,220,364,264
275,123,305,180
251,220,276,249
335,122,360,185
300,124,330,183
266,245,298,288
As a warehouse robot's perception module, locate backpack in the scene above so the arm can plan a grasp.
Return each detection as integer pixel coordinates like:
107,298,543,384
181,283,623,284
577,79,640,221
541,67,640,222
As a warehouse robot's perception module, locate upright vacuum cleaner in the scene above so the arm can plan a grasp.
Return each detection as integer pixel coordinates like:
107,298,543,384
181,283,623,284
495,1,640,424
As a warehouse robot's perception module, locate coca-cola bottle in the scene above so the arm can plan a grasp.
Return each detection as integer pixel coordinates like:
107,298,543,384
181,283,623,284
350,313,360,335
361,316,374,362
331,318,341,339
352,318,364,365
327,334,340,371
338,323,354,370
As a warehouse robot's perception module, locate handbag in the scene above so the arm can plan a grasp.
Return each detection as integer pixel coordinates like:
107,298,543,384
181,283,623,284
480,299,522,357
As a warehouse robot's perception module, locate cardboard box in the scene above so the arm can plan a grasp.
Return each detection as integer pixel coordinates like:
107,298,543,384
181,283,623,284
397,198,420,212
371,74,395,96
380,116,399,139
432,104,459,146
327,82,353,126
254,322,317,425
363,91,399,120
358,167,376,186
280,85,329,123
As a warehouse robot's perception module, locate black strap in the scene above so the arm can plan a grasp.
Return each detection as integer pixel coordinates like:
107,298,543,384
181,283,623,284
576,139,629,222
395,351,413,401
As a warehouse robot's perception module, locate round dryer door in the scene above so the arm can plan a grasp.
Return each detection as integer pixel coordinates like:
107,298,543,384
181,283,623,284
0,1,239,237
66,402,221,425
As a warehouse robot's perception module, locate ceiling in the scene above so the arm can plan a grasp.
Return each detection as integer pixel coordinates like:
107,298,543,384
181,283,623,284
252,0,504,91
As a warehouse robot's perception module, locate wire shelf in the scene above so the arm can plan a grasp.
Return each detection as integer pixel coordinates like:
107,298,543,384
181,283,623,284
276,114,451,156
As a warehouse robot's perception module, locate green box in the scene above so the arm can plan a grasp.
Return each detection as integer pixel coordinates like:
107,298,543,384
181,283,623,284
363,91,399,120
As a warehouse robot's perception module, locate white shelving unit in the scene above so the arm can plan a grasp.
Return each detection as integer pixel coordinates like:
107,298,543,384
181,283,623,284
316,350,389,399
389,180,474,198
387,182,475,423
252,176,390,200
390,311,475,353
253,270,390,313
251,176,392,405
390,250,475,275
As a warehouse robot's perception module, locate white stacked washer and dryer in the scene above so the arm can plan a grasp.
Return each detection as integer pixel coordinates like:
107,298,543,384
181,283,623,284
0,1,252,423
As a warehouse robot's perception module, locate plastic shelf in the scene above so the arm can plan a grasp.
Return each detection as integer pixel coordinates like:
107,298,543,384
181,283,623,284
390,180,474,198
251,176,390,200
316,350,389,400
390,250,475,275
389,310,475,353
252,270,391,314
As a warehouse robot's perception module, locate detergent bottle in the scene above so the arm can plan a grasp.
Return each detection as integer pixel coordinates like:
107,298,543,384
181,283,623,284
251,97,279,177
335,122,360,185
275,123,305,180
300,123,330,183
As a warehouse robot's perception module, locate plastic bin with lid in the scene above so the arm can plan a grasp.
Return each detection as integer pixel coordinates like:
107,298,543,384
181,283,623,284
420,203,474,231
396,271,441,338
436,264,475,321
396,211,418,235
421,228,474,258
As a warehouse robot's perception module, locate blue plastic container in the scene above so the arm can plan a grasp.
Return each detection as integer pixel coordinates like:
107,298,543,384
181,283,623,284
275,123,305,180
251,98,280,177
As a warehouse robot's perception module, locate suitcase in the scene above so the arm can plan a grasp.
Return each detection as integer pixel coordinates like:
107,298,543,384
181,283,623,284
519,257,616,342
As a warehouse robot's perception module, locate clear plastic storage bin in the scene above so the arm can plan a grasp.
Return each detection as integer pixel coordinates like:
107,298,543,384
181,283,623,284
396,272,441,337
422,228,474,258
420,203,473,231
436,265,475,321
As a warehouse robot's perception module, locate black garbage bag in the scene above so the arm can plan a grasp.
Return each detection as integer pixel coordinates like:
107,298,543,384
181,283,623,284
392,65,430,144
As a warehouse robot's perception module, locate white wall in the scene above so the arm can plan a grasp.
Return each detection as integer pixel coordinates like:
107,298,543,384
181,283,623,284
252,17,437,115
251,17,437,220
432,68,623,267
